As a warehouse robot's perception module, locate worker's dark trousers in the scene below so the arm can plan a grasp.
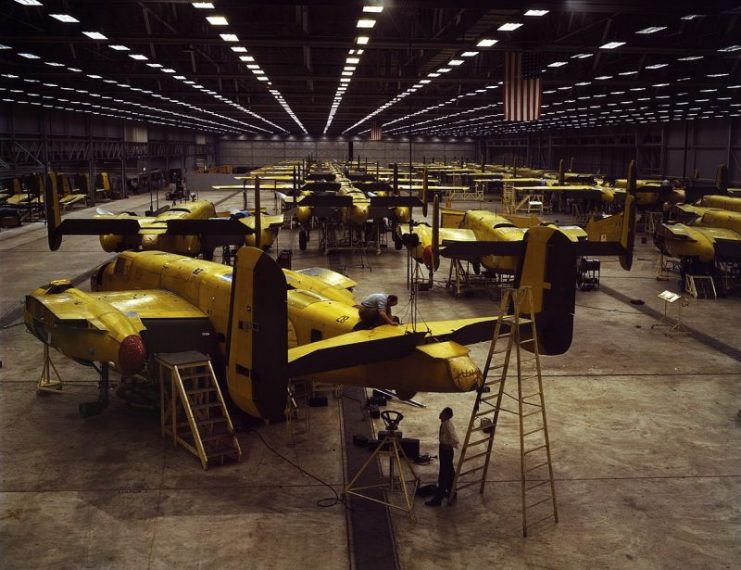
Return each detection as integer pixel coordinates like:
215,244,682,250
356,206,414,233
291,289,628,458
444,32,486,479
436,445,455,498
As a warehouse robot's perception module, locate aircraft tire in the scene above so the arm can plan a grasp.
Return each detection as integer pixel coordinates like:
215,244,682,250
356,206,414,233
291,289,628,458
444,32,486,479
299,230,308,251
394,236,403,250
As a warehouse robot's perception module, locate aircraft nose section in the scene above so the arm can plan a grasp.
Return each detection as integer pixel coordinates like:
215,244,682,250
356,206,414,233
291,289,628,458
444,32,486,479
447,354,482,391
119,334,147,374
422,245,440,270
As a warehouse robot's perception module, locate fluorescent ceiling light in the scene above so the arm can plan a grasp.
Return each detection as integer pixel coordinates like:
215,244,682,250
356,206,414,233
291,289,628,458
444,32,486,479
45,61,64,67
718,45,741,52
363,5,383,13
192,2,215,8
677,55,703,61
595,75,613,80
347,57,360,64
645,63,667,69
571,53,593,59
14,0,43,5
461,51,479,57
18,52,40,59
87,74,101,79
356,36,369,45
477,38,498,47
357,19,376,28
231,46,248,53
68,67,82,72
220,33,238,42
146,63,163,68
0,44,10,50
438,67,451,73
239,55,255,62
206,15,228,25
82,31,107,40
547,61,567,67
600,41,625,49
498,23,522,31
619,70,638,75
636,26,667,34
448,59,464,66
708,73,729,77
525,10,548,16
680,14,703,20
161,68,176,73
109,45,130,52
129,54,148,60
49,14,79,23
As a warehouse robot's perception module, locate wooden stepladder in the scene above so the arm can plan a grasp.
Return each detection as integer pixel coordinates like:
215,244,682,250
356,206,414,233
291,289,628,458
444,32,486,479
157,351,241,470
450,286,558,537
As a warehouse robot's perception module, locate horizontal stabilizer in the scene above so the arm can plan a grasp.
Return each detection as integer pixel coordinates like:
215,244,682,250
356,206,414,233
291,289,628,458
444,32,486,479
58,218,142,235
440,239,524,258
715,238,741,260
354,182,394,193
301,182,341,192
288,330,427,377
165,218,254,235
298,194,353,207
369,196,424,208
577,241,625,256
418,317,508,345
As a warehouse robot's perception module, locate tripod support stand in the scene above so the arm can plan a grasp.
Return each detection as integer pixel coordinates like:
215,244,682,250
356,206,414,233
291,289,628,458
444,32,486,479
344,410,420,520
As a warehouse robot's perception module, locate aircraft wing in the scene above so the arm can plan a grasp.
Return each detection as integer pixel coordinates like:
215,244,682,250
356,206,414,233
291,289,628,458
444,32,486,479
658,223,697,241
287,330,427,376
293,267,358,290
261,214,285,229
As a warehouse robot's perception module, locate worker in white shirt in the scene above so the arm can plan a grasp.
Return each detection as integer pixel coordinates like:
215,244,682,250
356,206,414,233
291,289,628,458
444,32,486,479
426,406,459,506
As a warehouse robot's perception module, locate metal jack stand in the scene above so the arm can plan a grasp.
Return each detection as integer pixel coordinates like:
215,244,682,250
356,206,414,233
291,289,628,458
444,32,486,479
345,410,420,521
37,343,63,393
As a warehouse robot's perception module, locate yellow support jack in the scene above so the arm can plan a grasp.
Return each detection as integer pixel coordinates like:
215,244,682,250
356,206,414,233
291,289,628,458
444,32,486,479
37,343,63,393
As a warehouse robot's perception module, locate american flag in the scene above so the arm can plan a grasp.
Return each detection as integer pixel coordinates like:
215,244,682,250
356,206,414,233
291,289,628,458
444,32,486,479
503,51,543,122
370,121,383,141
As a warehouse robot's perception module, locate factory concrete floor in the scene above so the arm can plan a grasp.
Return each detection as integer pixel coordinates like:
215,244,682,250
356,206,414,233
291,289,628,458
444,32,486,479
0,187,739,569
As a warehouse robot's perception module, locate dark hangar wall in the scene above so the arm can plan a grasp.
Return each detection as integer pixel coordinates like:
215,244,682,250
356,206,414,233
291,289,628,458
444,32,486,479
485,117,741,184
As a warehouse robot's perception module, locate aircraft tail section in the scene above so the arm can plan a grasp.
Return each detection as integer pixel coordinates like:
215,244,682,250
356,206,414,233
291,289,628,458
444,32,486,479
513,226,576,356
225,247,287,420
44,170,63,251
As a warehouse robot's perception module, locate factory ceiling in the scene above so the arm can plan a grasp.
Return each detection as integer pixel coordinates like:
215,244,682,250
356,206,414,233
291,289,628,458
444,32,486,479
1,0,740,137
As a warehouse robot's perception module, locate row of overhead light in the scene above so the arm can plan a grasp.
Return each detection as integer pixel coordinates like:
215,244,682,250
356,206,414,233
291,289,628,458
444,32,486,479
323,4,384,134
0,71,243,134
0,80,235,134
0,44,270,134
9,0,283,133
194,1,307,133
364,11,740,137
411,82,740,137
341,9,550,135
416,86,740,137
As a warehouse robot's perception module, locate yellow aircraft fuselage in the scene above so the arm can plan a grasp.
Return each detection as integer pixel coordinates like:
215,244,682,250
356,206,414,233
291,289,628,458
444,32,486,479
87,250,482,416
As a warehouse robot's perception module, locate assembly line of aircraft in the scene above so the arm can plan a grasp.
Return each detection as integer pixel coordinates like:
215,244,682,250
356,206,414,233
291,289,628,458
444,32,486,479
22,158,643,425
